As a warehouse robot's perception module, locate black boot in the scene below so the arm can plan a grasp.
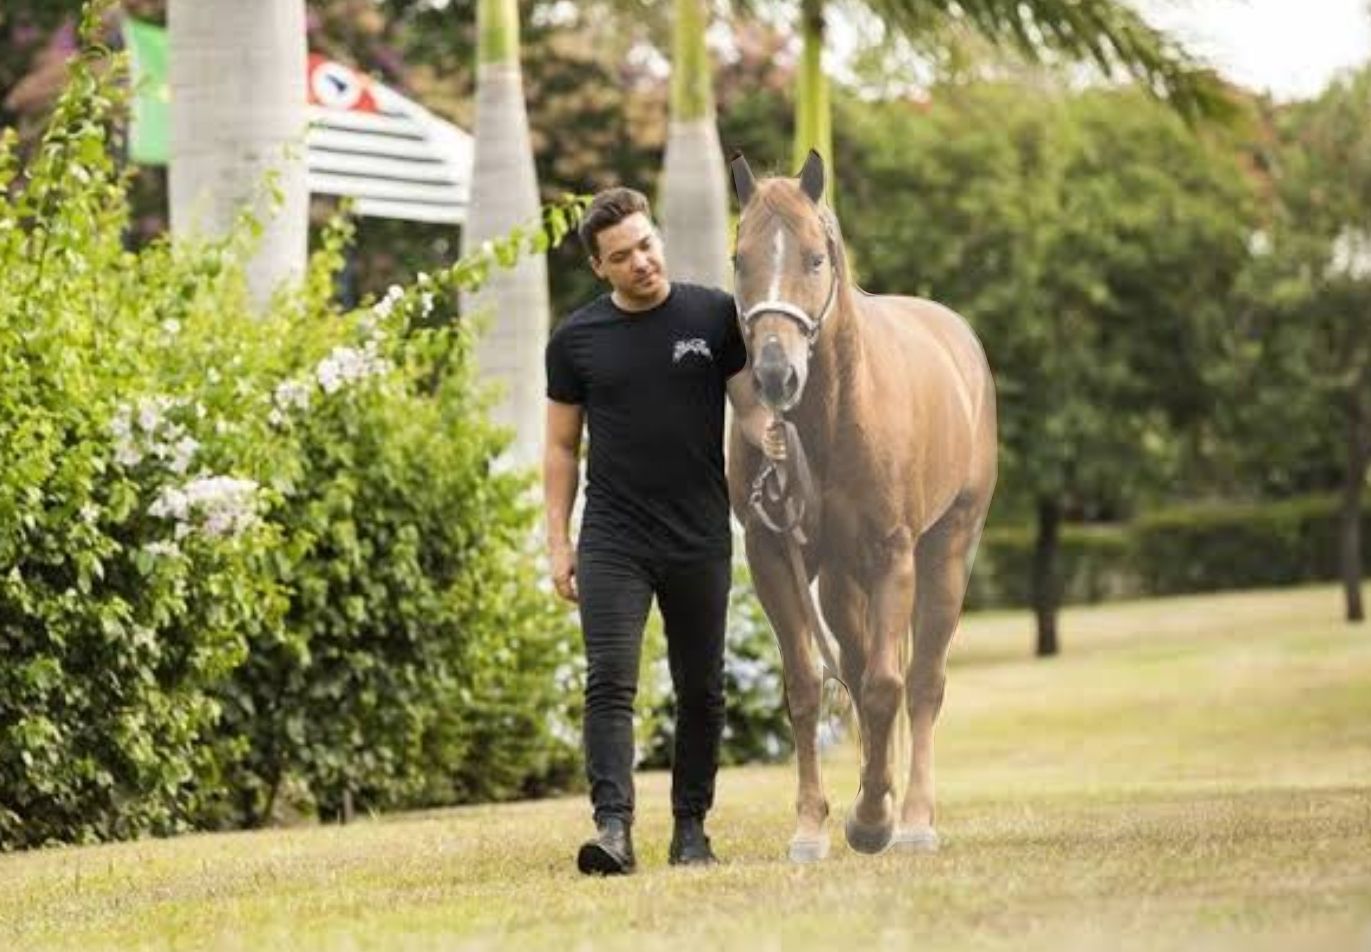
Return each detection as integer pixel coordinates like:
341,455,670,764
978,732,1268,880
668,815,718,866
577,817,636,876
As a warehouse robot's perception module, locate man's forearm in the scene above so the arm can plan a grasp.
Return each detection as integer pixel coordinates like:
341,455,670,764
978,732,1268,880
543,446,580,547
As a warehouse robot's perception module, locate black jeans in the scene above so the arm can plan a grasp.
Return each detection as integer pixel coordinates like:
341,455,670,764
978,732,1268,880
577,548,730,826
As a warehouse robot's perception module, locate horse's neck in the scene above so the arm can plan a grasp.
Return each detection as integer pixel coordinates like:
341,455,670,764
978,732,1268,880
791,291,865,478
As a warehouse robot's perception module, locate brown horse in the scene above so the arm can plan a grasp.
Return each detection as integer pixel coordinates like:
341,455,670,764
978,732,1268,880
727,151,997,861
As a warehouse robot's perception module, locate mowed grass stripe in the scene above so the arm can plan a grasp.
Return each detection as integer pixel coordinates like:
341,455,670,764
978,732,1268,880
2,583,1368,951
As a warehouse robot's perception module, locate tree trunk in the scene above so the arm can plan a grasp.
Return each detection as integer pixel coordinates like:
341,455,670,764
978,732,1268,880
1340,386,1367,623
168,0,308,309
794,0,833,202
1033,497,1062,656
660,0,729,289
460,0,550,469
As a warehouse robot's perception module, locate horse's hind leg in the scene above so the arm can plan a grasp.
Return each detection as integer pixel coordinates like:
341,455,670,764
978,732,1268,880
745,530,830,862
894,502,985,853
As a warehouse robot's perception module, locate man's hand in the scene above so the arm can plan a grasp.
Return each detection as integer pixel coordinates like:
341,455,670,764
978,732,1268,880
551,542,578,603
763,419,788,462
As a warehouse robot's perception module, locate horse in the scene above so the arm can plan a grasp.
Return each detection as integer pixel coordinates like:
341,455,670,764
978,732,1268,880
727,150,997,861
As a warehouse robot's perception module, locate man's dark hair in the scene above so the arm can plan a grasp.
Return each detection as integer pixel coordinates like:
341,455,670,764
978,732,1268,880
578,187,652,259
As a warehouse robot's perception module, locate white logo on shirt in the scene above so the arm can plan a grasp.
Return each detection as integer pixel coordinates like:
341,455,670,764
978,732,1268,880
673,338,713,363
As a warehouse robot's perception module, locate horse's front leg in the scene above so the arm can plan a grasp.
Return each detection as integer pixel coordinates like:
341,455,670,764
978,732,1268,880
846,524,916,854
745,528,830,863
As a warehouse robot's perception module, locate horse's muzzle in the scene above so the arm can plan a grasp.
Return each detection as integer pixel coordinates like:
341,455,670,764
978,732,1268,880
754,338,802,410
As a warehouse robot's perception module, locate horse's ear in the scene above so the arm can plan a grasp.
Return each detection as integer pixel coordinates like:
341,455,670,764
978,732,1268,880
798,149,825,203
730,152,756,209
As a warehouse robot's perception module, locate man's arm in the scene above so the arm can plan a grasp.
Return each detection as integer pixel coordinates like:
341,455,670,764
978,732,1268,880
544,399,584,602
726,367,786,460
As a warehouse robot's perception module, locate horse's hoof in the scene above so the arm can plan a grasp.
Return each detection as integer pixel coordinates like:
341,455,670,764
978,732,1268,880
787,833,830,864
890,826,940,854
844,813,894,855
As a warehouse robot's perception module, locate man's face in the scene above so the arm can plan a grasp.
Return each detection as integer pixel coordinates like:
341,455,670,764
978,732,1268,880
590,212,668,305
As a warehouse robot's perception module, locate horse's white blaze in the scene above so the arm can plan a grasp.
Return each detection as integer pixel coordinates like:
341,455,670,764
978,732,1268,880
768,228,786,303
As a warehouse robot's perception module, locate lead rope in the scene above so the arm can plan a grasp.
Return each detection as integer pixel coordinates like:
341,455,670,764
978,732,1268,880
747,419,850,699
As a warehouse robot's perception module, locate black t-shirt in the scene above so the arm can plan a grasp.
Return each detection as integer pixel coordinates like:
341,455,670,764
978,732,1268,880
546,282,748,561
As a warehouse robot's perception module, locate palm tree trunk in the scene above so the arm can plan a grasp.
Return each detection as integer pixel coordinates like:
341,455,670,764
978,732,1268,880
793,0,832,202
1340,381,1367,623
461,0,550,468
168,0,308,309
1033,496,1061,656
660,0,730,290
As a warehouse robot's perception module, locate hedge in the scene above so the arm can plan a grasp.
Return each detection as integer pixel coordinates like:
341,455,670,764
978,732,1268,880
966,494,1371,610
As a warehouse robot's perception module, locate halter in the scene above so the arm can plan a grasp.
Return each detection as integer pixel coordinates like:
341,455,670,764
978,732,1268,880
737,219,841,352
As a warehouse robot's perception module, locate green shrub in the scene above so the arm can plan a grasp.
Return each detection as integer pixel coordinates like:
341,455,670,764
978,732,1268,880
0,15,585,848
0,25,283,849
1131,495,1371,596
966,495,1371,611
966,523,1136,610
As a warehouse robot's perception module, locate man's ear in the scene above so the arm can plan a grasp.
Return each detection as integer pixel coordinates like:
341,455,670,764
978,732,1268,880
589,255,604,279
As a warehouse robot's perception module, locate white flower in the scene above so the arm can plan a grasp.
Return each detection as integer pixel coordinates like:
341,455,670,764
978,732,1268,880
273,379,312,412
115,443,143,468
149,487,190,521
144,540,181,559
161,319,181,337
371,283,405,319
186,476,261,538
420,291,434,316
315,342,391,395
109,410,132,441
169,436,199,475
137,396,172,434
268,408,285,428
79,503,99,524
151,476,261,540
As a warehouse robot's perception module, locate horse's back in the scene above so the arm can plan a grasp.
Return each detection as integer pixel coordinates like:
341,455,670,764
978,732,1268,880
858,293,993,417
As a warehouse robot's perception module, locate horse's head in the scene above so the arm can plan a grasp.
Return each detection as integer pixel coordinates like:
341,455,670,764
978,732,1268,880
730,149,843,413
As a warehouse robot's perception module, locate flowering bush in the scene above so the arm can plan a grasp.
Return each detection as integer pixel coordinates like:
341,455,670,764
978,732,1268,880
0,11,585,848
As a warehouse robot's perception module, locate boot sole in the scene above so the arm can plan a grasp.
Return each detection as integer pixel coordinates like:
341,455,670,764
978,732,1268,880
577,842,634,876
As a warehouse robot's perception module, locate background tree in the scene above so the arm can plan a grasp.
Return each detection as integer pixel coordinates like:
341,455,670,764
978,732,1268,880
167,0,308,307
660,0,731,289
785,0,1228,207
1237,66,1371,623
459,0,550,465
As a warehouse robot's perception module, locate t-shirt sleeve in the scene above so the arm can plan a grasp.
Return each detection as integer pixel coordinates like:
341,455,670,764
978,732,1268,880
545,327,585,404
718,294,748,379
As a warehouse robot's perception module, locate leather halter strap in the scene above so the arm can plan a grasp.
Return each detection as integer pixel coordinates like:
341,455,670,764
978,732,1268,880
738,224,840,349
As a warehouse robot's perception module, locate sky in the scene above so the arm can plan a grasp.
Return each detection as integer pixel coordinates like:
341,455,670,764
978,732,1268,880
1139,0,1371,100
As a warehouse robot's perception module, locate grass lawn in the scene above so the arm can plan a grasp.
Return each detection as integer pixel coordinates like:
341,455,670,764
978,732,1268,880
2,584,1369,951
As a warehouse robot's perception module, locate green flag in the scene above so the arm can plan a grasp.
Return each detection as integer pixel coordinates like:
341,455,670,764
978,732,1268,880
124,18,168,165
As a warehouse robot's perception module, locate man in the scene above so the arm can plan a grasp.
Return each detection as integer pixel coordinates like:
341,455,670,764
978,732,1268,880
544,187,773,875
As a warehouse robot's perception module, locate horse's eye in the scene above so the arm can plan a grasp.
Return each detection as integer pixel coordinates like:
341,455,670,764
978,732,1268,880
808,253,825,272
